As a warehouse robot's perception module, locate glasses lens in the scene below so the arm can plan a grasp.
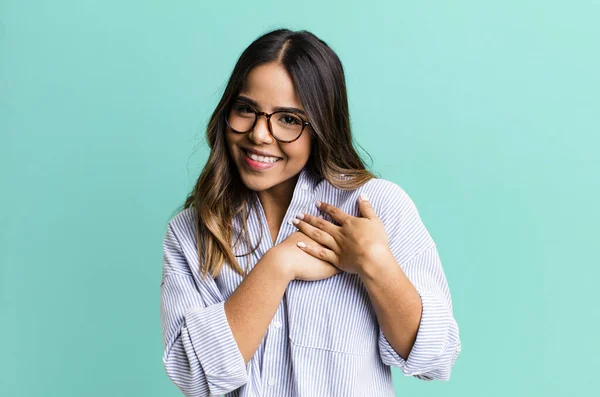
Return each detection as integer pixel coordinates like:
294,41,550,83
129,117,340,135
271,111,304,141
227,102,256,133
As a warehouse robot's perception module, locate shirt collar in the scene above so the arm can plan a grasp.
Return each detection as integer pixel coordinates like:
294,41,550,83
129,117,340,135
294,164,321,194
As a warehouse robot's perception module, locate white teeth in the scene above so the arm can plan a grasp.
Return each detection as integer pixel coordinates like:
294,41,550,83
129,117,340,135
246,150,280,163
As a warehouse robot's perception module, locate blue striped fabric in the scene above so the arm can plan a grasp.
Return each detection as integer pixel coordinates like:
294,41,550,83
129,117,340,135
160,165,461,396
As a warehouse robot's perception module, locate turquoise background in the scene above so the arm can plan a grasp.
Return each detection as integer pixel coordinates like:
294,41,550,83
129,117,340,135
1,1,598,396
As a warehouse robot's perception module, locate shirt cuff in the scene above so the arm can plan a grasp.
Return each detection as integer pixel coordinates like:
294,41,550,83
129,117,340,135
183,301,249,395
378,290,457,379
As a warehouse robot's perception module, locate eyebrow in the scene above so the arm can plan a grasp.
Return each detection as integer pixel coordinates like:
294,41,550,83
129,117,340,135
236,95,306,116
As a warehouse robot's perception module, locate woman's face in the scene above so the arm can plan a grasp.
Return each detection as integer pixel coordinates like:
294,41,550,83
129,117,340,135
225,62,312,195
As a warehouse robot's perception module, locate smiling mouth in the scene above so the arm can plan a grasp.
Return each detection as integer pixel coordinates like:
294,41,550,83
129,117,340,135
242,148,283,161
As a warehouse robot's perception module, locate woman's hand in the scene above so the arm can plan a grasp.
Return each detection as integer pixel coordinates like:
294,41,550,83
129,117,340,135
290,194,390,274
268,231,342,281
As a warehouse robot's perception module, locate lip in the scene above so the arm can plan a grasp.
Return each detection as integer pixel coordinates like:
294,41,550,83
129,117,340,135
241,147,283,159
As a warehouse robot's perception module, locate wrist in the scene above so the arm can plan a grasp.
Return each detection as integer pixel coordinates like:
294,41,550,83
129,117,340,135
263,248,295,283
357,246,396,281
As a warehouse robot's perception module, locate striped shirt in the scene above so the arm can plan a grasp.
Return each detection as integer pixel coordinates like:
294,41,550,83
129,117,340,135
160,165,461,396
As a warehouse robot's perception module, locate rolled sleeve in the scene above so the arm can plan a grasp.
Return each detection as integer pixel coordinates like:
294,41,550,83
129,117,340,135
183,301,249,395
379,288,461,380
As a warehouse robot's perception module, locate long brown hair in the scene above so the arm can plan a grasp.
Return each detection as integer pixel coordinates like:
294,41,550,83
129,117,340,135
176,28,378,280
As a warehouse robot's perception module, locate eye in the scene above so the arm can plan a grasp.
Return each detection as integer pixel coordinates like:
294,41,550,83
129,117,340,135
233,102,254,114
277,113,302,126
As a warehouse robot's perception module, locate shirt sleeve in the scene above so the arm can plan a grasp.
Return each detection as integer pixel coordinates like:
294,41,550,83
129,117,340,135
378,244,462,381
160,223,249,396
375,183,461,381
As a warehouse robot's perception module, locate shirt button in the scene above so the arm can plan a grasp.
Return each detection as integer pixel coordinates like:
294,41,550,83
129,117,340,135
301,182,309,190
268,378,276,386
273,320,282,329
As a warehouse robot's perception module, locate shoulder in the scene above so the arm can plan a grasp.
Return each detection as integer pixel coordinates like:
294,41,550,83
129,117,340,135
164,207,198,246
360,177,435,260
360,177,415,214
317,174,416,219
162,207,200,278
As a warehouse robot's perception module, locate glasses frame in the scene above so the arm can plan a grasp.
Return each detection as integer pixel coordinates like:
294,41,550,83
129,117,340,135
225,100,311,143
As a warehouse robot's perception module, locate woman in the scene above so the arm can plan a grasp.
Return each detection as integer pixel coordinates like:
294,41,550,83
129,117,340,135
160,28,461,397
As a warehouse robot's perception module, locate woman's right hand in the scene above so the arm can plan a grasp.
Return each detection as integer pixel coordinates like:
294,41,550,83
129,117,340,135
268,231,342,282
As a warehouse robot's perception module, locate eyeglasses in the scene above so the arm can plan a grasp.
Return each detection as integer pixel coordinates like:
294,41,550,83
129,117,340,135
225,100,311,143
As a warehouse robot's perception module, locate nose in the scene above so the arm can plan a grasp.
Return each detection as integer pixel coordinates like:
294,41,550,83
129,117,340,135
248,114,274,144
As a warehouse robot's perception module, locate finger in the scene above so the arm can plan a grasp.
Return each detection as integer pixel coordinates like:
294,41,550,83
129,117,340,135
296,240,340,268
357,194,379,219
291,214,340,253
315,200,350,225
296,212,339,236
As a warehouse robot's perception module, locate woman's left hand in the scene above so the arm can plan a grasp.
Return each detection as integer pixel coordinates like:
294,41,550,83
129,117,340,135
291,194,391,274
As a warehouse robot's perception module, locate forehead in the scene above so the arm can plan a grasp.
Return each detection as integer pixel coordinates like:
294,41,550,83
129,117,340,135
239,62,304,110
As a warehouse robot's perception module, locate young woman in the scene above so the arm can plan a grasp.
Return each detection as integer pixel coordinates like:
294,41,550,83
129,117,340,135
160,28,461,397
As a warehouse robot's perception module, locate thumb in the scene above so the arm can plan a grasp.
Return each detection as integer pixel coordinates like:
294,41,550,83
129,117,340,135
358,194,378,219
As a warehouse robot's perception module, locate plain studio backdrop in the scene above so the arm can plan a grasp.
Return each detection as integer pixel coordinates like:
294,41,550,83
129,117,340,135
1,1,598,396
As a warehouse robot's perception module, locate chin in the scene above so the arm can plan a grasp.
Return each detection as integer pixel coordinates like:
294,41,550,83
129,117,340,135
238,175,274,192
236,165,295,193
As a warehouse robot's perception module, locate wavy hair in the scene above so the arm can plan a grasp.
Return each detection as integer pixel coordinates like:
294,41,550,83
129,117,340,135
176,28,377,280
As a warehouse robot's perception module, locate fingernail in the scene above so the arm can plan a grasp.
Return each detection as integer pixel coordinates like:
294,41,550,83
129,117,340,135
315,200,321,208
296,213,304,220
297,242,306,248
359,193,369,201
291,218,300,225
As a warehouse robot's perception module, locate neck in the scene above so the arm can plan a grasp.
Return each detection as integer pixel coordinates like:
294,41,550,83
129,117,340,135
257,173,300,232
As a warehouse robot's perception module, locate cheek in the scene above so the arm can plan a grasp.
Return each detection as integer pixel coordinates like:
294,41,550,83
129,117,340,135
284,136,312,160
225,132,241,152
